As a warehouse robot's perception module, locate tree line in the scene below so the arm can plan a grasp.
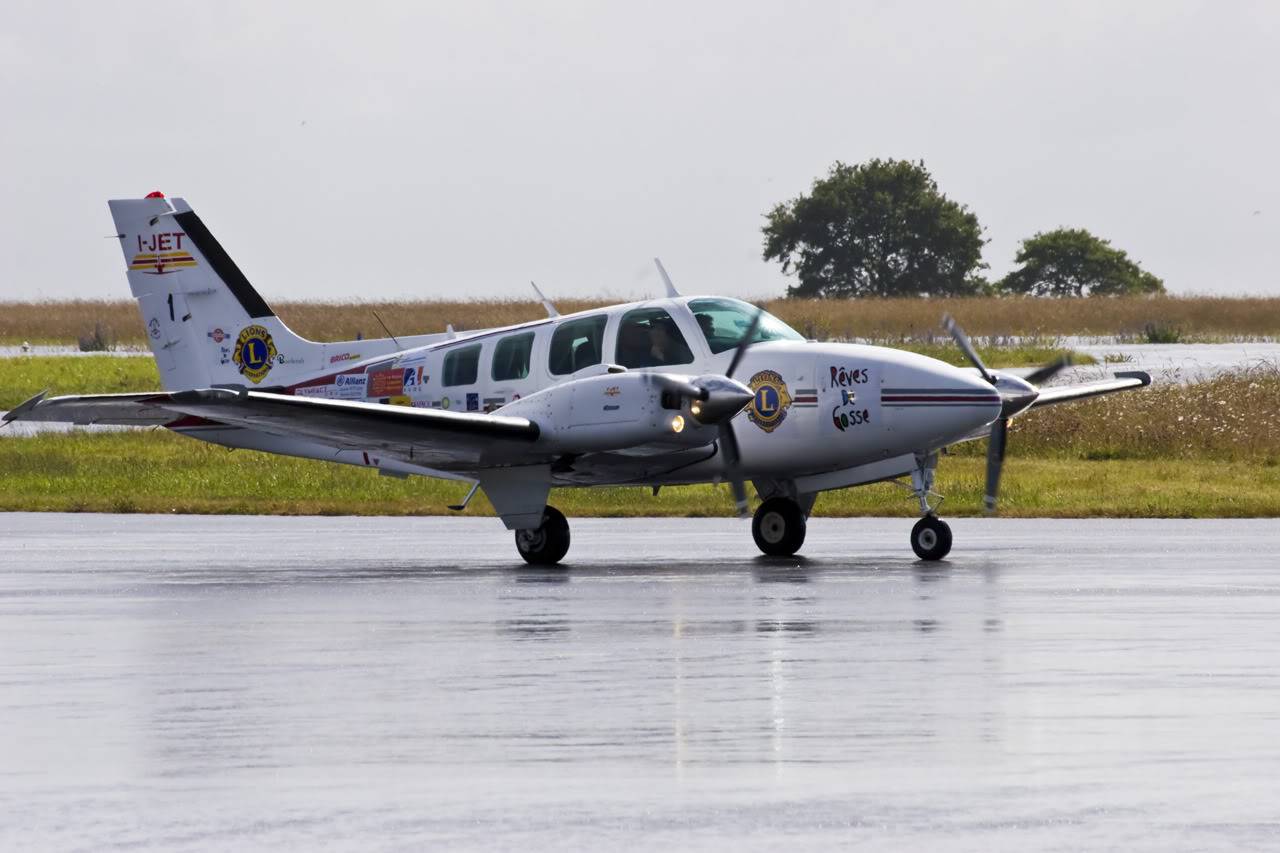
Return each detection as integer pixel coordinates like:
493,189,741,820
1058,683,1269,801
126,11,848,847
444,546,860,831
762,159,1164,298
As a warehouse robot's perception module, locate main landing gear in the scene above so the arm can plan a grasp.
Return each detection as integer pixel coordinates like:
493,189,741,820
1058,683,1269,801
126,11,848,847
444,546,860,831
752,497,807,557
909,452,952,561
515,506,571,565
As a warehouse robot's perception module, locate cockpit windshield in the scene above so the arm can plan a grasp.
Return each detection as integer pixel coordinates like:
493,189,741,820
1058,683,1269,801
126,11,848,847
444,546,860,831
687,298,806,354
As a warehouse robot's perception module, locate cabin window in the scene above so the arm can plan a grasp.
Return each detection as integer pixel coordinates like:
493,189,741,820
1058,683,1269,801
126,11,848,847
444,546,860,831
614,307,695,368
549,315,607,375
492,332,535,381
688,297,806,354
442,344,481,386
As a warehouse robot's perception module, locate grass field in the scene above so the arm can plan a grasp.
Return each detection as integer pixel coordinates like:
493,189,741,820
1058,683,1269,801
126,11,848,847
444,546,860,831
1,430,1277,518
3,295,1278,346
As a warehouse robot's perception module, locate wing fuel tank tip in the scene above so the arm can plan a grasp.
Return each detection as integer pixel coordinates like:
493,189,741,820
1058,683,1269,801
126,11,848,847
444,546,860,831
2,389,50,422
1115,370,1153,387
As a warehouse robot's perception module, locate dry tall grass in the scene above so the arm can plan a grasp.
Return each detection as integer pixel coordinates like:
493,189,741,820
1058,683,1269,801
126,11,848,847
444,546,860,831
3,295,1279,345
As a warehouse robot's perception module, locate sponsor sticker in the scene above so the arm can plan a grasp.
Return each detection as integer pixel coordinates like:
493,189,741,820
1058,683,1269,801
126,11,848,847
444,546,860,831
295,384,335,398
604,385,621,397
368,369,404,397
333,373,368,399
233,325,277,384
466,393,479,411
208,327,226,343
329,352,362,365
402,365,427,390
148,317,161,339
747,369,792,433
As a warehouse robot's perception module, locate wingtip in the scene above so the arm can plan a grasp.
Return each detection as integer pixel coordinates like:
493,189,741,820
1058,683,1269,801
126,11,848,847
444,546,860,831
1115,370,1153,387
2,389,49,422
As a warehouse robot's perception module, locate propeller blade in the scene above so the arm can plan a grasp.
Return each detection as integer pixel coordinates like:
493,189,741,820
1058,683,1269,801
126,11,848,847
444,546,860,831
942,314,994,384
718,422,750,517
1023,354,1074,387
984,417,1009,514
725,307,763,379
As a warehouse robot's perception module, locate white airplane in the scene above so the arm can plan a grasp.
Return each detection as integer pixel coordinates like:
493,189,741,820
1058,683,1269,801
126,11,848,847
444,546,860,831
6,194,1151,564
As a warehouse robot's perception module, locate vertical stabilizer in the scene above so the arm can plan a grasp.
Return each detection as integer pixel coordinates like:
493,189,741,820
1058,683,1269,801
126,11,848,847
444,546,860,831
111,194,323,391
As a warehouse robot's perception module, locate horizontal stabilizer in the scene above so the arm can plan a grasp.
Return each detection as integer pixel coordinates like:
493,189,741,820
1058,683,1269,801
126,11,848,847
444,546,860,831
3,391,178,426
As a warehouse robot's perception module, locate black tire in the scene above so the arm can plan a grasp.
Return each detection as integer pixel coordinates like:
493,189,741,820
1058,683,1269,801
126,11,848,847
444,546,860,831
515,506,571,565
752,497,807,557
911,515,952,561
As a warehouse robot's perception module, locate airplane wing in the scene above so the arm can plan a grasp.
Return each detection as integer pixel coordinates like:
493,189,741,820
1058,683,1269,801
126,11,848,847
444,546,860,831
4,389,542,467
1027,370,1151,409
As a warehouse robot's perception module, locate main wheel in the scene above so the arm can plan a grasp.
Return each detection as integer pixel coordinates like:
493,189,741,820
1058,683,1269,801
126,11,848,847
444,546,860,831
515,506,571,565
911,515,952,561
752,497,807,557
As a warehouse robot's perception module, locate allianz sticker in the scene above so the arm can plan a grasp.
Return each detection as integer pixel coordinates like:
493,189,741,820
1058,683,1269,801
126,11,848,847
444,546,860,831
746,369,792,433
232,324,277,384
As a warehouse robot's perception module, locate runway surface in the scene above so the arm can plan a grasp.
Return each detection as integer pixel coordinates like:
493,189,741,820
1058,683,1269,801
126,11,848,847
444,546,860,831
2,514,1279,851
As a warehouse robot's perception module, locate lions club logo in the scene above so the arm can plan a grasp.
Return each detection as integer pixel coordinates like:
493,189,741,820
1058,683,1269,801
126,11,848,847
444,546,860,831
232,324,277,384
747,369,792,433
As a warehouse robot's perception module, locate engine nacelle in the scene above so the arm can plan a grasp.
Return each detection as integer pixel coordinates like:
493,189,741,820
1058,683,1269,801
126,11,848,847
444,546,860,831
499,371,716,454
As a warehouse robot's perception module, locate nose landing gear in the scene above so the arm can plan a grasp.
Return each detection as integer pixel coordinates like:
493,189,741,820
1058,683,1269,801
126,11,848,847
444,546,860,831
909,452,952,561
911,514,952,561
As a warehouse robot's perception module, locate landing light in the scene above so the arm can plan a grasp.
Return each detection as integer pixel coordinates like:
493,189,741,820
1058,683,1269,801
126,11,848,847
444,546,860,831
690,400,703,417
670,415,685,433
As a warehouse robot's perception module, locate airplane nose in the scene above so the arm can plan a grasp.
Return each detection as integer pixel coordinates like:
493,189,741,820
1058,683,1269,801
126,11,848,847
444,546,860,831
935,366,1006,429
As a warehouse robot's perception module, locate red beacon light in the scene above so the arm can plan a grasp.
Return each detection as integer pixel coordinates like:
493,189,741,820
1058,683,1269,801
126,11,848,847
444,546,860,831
145,191,165,199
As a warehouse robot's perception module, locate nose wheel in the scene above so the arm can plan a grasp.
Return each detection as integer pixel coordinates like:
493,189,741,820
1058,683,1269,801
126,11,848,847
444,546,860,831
752,497,807,557
515,506,571,565
911,515,952,561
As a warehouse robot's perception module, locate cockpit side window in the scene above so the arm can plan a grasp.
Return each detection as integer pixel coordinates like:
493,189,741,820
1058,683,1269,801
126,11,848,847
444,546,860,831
688,298,805,354
614,307,695,368
549,315,607,376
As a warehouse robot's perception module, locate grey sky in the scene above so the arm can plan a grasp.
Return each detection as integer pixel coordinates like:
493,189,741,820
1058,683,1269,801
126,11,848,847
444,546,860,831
3,1,1277,303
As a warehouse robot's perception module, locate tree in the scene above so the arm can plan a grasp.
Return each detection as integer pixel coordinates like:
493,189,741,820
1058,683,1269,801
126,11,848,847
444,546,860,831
762,159,987,298
999,228,1165,297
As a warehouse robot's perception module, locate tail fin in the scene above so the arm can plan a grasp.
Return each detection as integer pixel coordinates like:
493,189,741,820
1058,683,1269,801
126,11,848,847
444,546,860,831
109,193,415,391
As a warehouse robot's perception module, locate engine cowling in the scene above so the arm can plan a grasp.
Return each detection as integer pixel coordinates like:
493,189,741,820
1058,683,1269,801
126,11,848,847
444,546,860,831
498,371,717,454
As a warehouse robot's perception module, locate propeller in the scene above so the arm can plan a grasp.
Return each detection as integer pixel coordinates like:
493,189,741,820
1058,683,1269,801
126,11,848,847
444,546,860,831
942,314,1074,514
641,308,763,516
715,307,766,516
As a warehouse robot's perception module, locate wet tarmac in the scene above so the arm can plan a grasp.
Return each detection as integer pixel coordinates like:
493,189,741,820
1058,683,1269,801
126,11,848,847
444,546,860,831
1,514,1279,851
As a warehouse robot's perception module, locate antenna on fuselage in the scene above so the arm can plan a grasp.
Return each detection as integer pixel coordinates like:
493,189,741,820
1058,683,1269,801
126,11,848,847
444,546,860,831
371,310,402,348
530,281,559,317
654,258,680,298
445,323,457,339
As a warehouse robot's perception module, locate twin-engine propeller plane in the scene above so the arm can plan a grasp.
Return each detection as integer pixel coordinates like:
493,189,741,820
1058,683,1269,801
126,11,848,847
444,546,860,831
6,194,1152,563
